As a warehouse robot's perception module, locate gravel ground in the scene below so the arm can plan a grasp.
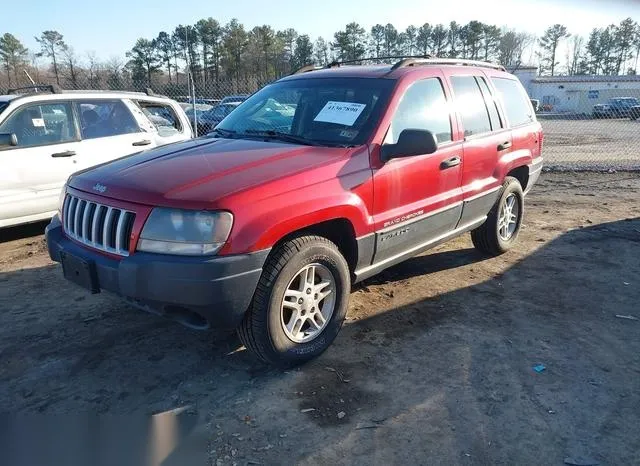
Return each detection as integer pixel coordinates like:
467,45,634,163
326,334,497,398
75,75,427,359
541,118,640,170
1,172,640,466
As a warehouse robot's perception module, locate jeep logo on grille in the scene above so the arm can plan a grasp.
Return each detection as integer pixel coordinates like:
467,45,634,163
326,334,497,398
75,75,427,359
92,183,107,193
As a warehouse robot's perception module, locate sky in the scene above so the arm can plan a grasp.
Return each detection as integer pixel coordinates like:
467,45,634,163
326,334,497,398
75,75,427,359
7,0,640,60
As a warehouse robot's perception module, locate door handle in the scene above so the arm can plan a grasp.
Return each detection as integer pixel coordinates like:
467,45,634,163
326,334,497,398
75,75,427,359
440,156,461,170
51,150,76,158
132,140,152,146
497,141,512,151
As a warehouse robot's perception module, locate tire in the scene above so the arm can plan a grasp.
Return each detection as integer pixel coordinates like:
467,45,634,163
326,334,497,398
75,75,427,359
471,176,524,256
238,235,350,367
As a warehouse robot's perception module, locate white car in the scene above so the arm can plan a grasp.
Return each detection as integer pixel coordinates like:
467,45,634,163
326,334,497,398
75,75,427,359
0,86,193,228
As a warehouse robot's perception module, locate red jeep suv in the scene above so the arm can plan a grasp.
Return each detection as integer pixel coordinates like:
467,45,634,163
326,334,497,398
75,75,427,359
46,58,543,366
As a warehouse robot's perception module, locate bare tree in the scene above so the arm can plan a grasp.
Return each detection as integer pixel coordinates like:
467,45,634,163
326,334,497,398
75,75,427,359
62,46,81,88
105,56,125,89
86,51,101,88
28,53,42,83
634,27,640,73
566,35,584,75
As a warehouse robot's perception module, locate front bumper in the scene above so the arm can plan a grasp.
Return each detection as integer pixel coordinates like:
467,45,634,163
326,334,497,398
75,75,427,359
46,215,269,330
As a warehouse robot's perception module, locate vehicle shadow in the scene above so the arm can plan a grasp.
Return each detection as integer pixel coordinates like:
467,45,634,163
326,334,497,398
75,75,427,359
0,220,49,243
355,246,490,288
1,218,639,464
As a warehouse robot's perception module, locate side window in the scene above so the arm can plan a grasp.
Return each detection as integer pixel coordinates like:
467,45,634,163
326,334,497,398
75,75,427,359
491,77,534,127
476,77,503,131
450,76,493,137
0,102,75,148
385,78,452,145
78,100,140,140
137,101,182,137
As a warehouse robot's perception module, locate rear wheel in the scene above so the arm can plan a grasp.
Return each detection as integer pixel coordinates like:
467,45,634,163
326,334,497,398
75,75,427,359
471,176,524,256
238,235,350,367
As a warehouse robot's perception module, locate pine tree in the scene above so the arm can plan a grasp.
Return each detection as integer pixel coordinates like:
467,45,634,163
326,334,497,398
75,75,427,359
416,23,432,56
538,24,570,75
0,33,29,85
35,30,66,84
292,35,314,69
331,23,366,61
126,38,161,87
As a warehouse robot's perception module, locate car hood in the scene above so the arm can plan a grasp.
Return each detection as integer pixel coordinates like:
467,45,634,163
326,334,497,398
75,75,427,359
69,137,353,209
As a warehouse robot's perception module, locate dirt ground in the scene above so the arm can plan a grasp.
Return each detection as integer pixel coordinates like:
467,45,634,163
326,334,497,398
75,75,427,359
1,171,639,466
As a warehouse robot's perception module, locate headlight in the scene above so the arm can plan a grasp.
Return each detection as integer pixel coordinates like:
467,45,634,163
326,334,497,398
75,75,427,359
137,208,233,256
58,183,67,215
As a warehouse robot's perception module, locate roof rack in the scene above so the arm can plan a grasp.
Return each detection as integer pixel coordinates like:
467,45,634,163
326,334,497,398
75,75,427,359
5,84,169,98
327,55,432,68
291,55,433,75
390,57,506,72
145,87,163,97
292,64,321,75
7,84,63,95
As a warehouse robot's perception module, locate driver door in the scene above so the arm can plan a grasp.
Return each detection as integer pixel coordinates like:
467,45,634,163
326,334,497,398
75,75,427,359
371,76,464,264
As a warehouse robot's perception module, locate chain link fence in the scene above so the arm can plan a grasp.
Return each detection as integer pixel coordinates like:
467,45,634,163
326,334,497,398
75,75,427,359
532,85,640,171
3,73,640,171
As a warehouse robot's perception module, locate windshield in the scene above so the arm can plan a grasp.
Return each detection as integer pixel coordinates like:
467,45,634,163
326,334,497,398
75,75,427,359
0,102,7,116
216,77,394,146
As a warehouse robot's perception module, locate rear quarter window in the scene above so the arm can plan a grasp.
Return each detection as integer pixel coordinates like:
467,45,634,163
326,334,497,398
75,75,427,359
491,77,534,128
137,101,182,137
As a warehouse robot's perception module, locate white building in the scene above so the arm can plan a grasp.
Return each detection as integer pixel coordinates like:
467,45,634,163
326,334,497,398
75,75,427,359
509,66,640,114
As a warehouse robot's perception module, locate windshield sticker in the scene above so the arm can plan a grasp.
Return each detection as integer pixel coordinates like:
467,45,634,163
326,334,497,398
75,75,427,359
314,101,366,126
32,118,45,128
339,129,358,139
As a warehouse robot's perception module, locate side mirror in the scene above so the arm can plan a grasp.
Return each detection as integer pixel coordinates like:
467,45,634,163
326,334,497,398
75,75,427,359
0,133,18,149
381,129,438,162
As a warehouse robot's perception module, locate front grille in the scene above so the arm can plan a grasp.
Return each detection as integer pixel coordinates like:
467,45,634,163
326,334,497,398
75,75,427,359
62,194,136,256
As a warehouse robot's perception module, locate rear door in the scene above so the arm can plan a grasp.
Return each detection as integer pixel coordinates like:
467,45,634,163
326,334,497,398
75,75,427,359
74,99,151,171
133,99,193,145
445,71,512,225
0,101,80,226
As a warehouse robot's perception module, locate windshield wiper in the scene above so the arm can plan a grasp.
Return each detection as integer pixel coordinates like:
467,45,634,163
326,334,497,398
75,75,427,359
208,127,237,138
242,129,319,146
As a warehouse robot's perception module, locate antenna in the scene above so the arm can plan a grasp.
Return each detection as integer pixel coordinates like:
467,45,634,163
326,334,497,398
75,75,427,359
23,69,36,85
184,27,198,137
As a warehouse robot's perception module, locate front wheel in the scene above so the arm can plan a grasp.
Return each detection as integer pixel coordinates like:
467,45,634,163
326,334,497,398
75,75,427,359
238,235,350,367
471,176,524,256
